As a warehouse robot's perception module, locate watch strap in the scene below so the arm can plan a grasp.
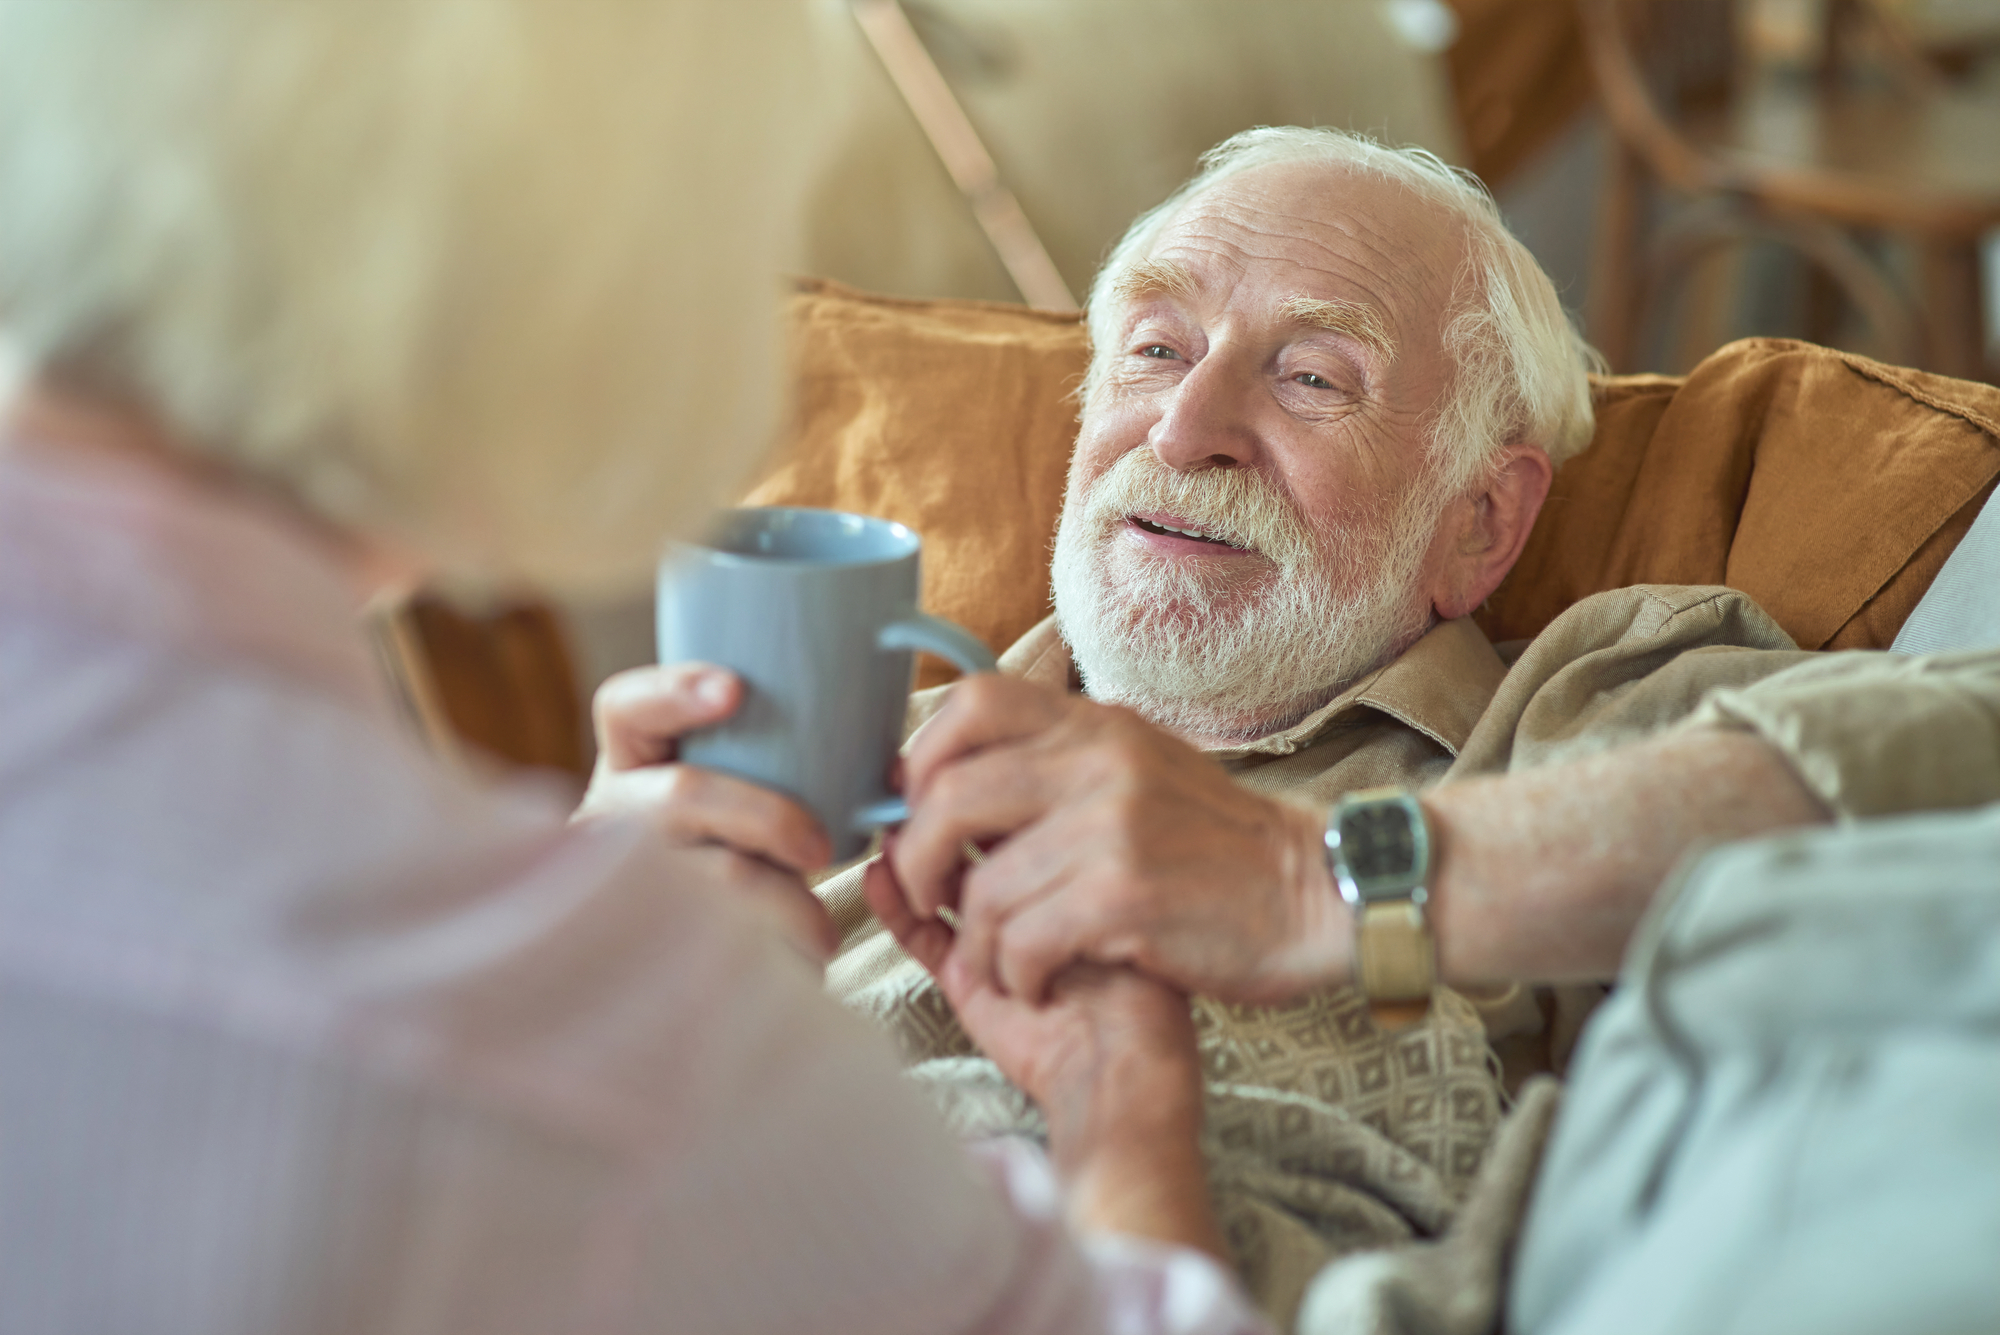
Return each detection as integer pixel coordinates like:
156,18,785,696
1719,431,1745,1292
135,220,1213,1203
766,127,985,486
1355,900,1435,1004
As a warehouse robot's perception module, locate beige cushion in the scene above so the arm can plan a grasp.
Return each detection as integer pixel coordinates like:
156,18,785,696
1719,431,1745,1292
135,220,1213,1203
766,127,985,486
752,280,2000,684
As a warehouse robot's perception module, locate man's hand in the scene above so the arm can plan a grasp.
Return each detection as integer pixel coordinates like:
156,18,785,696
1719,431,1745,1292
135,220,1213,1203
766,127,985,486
868,674,1350,1006
880,875,1224,1259
577,663,837,957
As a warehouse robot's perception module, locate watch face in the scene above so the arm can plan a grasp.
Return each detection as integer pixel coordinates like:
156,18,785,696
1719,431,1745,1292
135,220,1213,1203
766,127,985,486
1336,791,1432,907
1343,804,1417,883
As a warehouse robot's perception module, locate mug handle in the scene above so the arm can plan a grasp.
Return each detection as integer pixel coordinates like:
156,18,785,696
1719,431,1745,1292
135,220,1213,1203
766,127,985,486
853,612,1000,831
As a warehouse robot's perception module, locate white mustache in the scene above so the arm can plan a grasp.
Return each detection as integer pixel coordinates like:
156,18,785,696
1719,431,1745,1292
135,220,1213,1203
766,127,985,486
1075,449,1316,568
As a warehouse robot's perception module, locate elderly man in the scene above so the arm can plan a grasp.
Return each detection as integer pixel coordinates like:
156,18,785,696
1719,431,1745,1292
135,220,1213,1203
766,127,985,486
598,127,2000,1320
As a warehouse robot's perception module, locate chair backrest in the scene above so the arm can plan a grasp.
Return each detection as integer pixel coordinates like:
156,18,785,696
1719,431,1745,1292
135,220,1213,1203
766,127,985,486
1581,0,1739,192
1634,0,1738,111
369,593,589,780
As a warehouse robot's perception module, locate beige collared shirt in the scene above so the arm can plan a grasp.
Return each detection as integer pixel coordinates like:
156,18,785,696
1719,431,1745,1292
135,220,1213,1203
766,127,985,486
826,583,2000,1167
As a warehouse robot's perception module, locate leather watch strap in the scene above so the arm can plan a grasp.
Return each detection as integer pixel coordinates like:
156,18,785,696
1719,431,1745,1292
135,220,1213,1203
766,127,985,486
1327,787,1437,1030
1356,900,1435,1003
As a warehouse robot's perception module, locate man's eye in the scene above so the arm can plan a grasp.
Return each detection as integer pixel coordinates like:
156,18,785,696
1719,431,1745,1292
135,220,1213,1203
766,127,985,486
1295,371,1333,389
1137,344,1178,360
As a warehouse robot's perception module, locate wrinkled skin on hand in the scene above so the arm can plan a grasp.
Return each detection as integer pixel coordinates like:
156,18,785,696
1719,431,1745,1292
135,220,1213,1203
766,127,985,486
865,674,1350,1006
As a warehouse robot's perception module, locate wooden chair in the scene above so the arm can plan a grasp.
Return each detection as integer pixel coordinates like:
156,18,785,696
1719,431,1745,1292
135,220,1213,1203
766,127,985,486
1583,0,2000,381
368,592,590,783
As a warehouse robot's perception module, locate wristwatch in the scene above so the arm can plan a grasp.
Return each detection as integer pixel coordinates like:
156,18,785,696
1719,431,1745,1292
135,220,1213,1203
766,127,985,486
1324,787,1436,1021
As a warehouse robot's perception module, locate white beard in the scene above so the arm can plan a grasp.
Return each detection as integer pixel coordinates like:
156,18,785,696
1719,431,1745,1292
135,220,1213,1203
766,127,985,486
1050,448,1447,742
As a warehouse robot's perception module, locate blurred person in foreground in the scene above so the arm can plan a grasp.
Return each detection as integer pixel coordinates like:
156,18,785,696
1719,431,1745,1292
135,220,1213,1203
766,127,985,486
0,5,1268,1333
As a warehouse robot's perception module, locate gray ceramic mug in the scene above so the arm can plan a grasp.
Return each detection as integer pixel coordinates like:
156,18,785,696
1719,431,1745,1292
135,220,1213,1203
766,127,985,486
656,506,997,861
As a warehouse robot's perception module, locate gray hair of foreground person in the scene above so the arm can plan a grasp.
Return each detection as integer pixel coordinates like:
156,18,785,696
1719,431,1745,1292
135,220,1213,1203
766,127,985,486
0,1,821,594
1084,126,1601,495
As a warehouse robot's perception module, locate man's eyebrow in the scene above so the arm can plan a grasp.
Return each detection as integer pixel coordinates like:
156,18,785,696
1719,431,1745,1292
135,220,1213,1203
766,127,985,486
1278,296,1396,361
1111,258,1200,305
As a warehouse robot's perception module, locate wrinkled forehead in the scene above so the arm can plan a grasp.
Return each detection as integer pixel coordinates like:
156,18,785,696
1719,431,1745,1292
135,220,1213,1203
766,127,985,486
1121,162,1466,354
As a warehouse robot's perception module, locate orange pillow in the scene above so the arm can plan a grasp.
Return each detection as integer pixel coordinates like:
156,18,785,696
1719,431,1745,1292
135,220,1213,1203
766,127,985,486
748,280,1088,687
753,280,2000,684
1483,339,2000,649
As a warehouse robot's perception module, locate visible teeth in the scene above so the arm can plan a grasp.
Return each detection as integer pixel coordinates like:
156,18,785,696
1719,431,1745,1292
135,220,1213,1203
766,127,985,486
1138,516,1229,543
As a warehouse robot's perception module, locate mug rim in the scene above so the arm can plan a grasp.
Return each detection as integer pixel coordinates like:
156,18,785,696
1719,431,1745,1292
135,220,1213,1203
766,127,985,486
671,505,920,571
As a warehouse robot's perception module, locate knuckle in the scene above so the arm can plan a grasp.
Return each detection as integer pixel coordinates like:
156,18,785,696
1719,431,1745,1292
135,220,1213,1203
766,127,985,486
954,673,1006,715
1096,755,1160,819
1088,719,1152,771
1105,785,1149,828
714,851,754,889
1094,700,1148,735
1124,932,1170,978
1102,871,1151,919
689,845,742,886
590,670,643,727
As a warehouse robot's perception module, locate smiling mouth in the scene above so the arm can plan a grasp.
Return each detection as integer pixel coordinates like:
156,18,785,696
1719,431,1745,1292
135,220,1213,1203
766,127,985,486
1129,515,1247,550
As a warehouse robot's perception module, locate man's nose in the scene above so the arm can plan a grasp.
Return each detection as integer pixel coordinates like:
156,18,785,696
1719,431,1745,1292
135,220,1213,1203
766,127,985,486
1147,354,1259,473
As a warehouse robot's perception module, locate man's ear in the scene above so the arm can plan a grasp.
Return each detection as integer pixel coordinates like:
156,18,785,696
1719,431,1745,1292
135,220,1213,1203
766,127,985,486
1428,441,1553,621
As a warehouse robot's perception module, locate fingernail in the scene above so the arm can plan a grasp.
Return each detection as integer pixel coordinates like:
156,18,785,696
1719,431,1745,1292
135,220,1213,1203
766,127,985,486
696,673,732,707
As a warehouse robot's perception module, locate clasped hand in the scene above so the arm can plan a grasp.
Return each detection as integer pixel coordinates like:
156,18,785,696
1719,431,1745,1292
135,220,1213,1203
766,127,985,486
863,674,1351,1007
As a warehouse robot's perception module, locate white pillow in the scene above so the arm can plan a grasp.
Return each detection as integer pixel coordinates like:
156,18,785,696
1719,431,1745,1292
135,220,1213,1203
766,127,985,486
1892,483,2000,655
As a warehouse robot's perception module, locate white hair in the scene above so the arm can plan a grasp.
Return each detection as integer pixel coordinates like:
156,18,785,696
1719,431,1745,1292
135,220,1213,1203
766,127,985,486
0,1,825,595
1085,126,1601,493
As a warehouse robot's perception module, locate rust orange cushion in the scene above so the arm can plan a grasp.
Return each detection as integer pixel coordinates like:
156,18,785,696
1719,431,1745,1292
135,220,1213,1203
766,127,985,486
753,280,2000,685
747,280,1088,687
1482,340,2000,650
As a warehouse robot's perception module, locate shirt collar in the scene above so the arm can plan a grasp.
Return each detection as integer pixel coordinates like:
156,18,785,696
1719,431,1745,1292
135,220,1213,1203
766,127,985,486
1000,613,1508,759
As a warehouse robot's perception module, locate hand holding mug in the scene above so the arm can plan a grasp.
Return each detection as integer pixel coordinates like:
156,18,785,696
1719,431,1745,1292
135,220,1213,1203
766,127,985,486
592,507,995,957
656,507,996,862
577,660,840,958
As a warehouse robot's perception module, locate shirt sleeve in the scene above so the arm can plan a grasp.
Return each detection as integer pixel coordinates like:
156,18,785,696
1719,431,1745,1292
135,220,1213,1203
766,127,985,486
1452,585,1813,777
1456,587,2000,821
1671,647,2000,818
